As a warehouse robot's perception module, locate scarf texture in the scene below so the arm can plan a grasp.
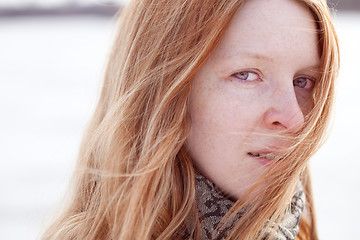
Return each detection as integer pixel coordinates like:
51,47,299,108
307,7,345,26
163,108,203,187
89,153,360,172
191,173,305,240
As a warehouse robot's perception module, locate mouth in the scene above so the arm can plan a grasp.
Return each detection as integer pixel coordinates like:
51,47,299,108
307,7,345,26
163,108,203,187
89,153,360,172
247,152,278,165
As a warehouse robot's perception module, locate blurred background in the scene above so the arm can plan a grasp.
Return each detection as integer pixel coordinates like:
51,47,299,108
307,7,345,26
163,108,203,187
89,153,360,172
0,0,359,239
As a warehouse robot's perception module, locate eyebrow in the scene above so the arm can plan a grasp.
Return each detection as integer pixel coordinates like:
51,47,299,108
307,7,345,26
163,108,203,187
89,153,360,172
223,49,320,71
223,49,275,62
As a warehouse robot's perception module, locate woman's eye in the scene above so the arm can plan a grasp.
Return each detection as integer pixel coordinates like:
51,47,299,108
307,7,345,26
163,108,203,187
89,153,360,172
232,71,260,81
293,77,314,89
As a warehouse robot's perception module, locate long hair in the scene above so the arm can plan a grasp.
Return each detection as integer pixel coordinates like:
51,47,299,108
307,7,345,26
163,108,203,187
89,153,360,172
42,0,339,239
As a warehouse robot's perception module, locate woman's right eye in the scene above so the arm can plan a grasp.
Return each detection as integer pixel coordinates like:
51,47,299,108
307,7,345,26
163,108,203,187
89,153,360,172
232,71,260,81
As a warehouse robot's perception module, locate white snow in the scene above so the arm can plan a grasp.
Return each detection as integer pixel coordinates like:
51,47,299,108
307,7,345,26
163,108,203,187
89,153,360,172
0,11,359,240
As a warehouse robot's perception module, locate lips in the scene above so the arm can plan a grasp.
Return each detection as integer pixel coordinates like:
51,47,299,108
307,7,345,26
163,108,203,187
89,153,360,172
247,152,277,161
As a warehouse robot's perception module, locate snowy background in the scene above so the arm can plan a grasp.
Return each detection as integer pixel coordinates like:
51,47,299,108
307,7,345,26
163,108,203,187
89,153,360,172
0,1,359,239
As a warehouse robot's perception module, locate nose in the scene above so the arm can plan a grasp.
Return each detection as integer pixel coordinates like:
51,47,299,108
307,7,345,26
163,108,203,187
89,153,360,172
264,89,305,132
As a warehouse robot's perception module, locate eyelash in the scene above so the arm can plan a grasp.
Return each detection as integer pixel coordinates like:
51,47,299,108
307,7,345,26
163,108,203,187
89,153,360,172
231,71,316,89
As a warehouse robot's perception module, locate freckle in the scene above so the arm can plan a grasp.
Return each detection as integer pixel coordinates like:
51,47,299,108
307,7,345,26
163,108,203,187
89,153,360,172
206,86,213,92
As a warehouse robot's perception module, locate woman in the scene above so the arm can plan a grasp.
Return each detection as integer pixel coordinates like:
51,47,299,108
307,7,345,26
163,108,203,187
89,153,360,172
42,0,339,239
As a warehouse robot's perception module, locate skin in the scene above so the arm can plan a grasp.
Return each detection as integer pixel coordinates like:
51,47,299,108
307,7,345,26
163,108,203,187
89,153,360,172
185,0,320,200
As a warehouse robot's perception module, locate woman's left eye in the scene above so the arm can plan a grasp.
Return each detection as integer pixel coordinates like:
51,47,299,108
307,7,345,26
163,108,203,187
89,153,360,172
293,77,315,89
232,71,260,81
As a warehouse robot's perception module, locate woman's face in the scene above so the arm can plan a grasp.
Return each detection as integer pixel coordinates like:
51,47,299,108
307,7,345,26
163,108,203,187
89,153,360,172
185,0,320,199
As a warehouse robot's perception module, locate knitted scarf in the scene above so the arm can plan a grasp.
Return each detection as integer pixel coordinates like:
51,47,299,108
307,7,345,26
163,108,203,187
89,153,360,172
191,173,305,240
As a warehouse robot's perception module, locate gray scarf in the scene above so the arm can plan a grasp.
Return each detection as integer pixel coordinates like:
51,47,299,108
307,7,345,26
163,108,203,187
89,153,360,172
192,173,305,240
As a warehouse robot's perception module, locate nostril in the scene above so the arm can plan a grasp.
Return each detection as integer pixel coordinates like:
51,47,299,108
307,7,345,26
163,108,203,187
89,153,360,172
264,106,304,132
271,121,287,130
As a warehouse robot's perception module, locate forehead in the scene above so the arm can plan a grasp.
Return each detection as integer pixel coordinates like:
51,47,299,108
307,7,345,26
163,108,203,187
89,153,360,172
210,0,320,69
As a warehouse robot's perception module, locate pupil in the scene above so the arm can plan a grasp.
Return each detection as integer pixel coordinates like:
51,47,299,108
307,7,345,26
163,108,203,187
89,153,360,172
239,72,249,80
294,78,307,88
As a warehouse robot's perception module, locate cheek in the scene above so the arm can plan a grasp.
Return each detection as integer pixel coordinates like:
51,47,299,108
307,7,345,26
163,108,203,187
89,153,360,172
188,76,265,132
295,89,314,115
186,83,261,165
189,88,251,141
